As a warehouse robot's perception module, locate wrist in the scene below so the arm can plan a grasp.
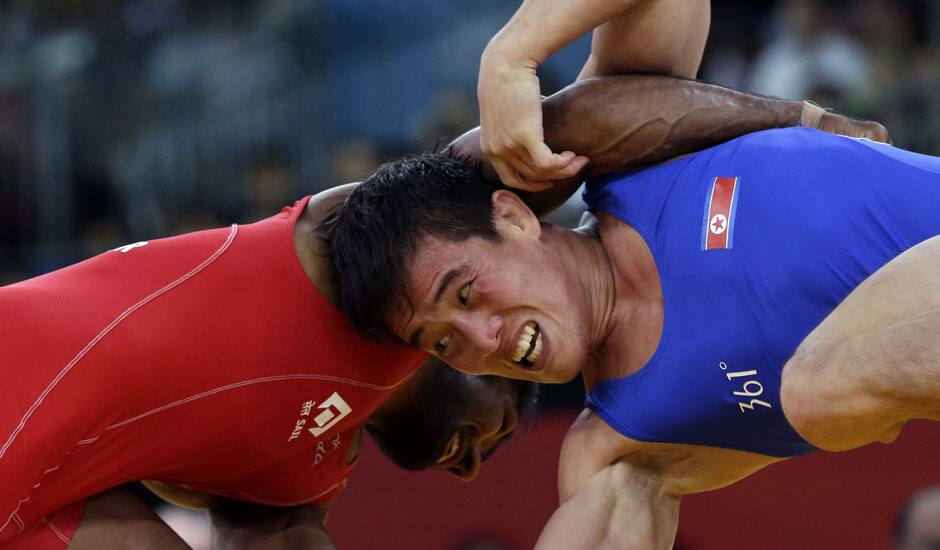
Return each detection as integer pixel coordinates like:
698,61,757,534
482,27,543,72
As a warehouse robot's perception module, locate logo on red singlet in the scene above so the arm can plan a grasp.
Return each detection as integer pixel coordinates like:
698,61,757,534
113,241,149,253
701,177,740,250
288,392,353,443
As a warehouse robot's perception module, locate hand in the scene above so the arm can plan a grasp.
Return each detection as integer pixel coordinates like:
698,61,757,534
801,101,892,144
478,55,589,190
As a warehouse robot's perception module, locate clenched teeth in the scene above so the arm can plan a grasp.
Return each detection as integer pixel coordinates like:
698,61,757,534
512,321,543,366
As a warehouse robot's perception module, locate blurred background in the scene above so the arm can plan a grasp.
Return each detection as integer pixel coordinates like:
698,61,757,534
1,0,939,548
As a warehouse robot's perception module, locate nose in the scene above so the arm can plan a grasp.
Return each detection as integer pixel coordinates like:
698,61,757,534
454,312,502,355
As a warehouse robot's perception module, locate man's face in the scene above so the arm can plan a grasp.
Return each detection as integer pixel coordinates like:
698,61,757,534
389,191,592,384
369,360,537,481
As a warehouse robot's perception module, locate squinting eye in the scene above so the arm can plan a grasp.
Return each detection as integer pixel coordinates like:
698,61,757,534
436,431,461,464
459,281,473,305
434,334,451,354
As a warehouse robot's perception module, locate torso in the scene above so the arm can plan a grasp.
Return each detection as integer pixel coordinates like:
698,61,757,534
577,213,780,497
0,193,424,539
566,128,940,500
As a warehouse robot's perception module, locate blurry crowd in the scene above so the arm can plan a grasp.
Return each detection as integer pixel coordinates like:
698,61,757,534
2,0,937,284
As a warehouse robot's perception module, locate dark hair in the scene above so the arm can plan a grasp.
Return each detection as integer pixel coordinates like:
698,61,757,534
325,152,502,342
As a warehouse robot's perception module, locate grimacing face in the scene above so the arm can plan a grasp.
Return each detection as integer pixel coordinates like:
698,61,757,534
388,191,593,384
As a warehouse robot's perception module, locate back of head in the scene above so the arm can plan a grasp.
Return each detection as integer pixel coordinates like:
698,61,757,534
325,152,502,342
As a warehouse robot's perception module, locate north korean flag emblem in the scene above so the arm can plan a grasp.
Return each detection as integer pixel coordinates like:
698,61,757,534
701,176,740,251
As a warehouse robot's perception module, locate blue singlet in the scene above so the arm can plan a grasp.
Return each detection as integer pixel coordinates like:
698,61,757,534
583,128,940,457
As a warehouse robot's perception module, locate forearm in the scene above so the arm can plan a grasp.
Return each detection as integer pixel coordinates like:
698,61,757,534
483,0,639,69
210,500,336,550
450,75,803,216
543,74,801,173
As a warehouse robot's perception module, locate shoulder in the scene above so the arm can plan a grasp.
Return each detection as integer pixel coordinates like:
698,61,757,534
558,408,645,501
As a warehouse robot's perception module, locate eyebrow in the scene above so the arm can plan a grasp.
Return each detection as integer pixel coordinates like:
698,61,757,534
432,264,470,305
407,263,470,349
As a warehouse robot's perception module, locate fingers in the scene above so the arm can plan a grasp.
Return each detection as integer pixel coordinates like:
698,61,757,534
860,121,892,145
491,158,554,191
487,141,590,191
815,112,893,145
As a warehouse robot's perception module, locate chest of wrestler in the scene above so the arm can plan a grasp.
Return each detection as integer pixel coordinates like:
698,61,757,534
589,203,815,456
584,151,865,456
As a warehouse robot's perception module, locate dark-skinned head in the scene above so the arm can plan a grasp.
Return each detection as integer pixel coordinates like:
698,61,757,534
367,358,537,480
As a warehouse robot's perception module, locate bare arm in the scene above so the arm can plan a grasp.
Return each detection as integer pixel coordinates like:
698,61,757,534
478,0,709,188
452,74,887,216
577,0,709,81
536,461,680,550
534,409,680,549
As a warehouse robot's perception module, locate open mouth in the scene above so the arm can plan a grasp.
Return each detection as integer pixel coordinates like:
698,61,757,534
511,321,543,369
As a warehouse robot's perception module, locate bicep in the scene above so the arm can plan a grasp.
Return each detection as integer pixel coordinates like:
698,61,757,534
536,462,680,550
579,0,710,81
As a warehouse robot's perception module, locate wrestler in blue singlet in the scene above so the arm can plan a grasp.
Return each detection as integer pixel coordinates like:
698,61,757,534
583,127,940,457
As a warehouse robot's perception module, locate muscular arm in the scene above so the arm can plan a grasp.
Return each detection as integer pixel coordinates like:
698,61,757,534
535,462,680,550
478,0,709,188
536,411,680,549
452,75,807,216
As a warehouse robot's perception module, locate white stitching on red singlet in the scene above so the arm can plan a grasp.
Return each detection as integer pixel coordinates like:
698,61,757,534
106,373,404,431
0,225,239,461
0,225,238,533
40,516,70,545
10,513,23,531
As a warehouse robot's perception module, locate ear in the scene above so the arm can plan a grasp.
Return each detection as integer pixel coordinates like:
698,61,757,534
491,190,542,239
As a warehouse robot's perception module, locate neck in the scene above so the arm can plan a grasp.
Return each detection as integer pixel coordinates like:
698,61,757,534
543,218,659,387
542,222,618,353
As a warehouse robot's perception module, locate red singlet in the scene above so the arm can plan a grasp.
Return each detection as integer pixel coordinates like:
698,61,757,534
0,198,425,546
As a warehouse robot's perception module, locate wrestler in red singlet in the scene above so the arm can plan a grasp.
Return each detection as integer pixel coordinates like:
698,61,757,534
0,197,425,547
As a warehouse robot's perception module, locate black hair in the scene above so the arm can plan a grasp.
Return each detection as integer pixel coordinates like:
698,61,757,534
325,152,502,342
